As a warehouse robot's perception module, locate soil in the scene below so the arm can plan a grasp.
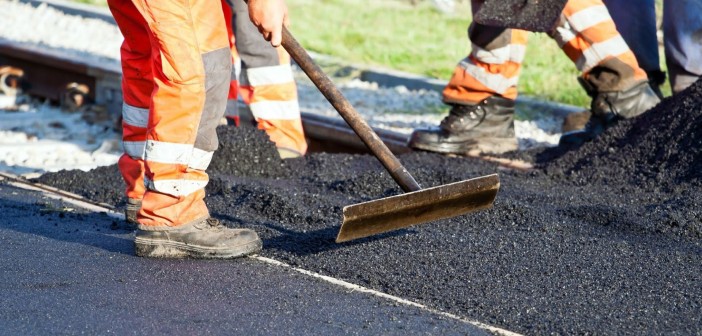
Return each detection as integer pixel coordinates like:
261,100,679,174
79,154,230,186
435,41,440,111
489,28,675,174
33,80,702,334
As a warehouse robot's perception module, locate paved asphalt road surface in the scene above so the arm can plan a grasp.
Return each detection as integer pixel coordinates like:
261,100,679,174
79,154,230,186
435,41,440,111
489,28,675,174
0,179,498,335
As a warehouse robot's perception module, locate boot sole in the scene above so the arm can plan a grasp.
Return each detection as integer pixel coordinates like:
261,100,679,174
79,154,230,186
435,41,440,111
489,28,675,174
410,137,518,155
134,237,263,259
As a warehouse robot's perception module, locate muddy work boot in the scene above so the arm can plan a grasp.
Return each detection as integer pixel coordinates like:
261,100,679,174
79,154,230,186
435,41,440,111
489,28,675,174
124,198,141,228
408,96,517,155
559,80,660,146
134,218,262,259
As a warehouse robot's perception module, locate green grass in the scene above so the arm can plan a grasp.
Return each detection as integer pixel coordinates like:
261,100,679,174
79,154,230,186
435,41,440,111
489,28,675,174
288,0,470,78
287,0,590,106
73,0,671,106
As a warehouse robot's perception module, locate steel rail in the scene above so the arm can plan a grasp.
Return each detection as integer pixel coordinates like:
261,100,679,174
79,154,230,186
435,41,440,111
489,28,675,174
0,37,532,170
0,38,413,156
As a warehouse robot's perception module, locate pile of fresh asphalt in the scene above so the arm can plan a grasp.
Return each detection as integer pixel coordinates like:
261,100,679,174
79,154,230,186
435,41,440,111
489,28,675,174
473,0,568,32
35,80,702,334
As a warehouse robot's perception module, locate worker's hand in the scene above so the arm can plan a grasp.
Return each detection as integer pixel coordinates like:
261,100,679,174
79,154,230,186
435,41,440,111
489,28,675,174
247,0,289,47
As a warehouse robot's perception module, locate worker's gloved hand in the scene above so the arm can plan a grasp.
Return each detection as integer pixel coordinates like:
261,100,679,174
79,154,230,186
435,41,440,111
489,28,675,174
247,0,289,47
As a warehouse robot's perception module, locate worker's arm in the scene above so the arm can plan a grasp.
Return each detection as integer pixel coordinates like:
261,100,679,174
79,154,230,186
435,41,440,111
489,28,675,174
246,0,289,47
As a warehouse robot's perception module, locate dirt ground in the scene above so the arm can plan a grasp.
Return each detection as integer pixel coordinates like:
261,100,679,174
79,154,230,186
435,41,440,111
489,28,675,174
34,80,702,334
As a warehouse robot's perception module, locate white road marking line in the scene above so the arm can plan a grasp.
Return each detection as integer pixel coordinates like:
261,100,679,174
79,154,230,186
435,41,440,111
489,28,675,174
0,172,521,336
253,255,522,336
0,172,123,220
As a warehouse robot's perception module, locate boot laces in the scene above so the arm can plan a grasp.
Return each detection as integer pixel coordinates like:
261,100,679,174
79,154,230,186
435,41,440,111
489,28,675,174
440,104,484,130
199,218,225,232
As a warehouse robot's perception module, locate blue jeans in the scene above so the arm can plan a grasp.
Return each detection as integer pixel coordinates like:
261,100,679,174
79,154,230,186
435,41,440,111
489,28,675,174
605,0,702,94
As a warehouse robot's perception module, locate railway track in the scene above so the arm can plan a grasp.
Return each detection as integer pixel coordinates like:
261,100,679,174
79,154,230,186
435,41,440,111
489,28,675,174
0,39,537,170
0,37,411,155
1,0,536,170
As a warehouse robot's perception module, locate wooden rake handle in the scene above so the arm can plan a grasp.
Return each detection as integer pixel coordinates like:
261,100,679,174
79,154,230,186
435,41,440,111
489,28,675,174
281,27,422,193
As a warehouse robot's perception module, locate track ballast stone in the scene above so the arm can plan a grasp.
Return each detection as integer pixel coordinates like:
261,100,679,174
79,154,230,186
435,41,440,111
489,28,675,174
34,83,702,334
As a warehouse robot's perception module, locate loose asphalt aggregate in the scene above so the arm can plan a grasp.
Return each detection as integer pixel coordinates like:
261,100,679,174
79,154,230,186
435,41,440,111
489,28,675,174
0,180,492,335
1,2,700,329
29,79,702,335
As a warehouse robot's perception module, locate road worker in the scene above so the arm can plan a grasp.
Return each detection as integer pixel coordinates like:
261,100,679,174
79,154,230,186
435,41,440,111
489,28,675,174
408,0,661,154
108,0,287,258
222,0,308,159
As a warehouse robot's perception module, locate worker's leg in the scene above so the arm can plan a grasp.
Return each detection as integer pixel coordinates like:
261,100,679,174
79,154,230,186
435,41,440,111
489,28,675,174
232,0,307,158
663,0,702,94
602,0,661,77
554,0,650,92
442,10,528,104
122,0,229,228
408,0,527,155
222,0,242,126
110,0,261,258
603,0,665,96
554,0,660,145
107,0,152,225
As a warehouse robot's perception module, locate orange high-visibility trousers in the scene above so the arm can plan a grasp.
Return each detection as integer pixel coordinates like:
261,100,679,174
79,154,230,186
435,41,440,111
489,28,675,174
109,0,232,228
223,0,307,157
444,0,648,105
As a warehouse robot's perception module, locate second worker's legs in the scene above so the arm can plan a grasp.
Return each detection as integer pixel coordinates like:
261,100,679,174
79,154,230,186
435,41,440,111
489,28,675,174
231,0,307,158
555,0,660,145
603,0,665,97
409,0,528,155
663,0,702,94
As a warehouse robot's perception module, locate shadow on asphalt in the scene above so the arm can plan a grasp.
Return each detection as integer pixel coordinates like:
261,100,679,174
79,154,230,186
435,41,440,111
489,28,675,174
213,211,410,256
1,197,134,256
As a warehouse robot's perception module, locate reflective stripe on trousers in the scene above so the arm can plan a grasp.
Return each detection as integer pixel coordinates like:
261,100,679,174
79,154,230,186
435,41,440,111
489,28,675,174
109,0,231,228
443,0,647,105
224,0,307,156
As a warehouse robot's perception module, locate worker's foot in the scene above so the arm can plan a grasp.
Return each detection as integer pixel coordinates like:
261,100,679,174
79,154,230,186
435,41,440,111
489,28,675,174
408,96,518,155
124,198,141,229
134,218,262,259
559,80,660,146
